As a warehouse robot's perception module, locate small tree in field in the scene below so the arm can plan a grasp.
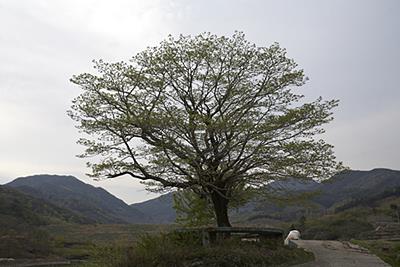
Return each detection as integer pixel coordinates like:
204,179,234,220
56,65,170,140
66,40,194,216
69,32,343,227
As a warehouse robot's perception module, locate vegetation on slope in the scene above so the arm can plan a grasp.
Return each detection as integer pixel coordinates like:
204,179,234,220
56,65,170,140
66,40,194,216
285,187,400,241
7,175,149,224
0,185,90,258
352,240,400,267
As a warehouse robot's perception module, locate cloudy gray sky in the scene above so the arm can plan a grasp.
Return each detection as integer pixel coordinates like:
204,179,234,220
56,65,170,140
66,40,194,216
0,0,399,204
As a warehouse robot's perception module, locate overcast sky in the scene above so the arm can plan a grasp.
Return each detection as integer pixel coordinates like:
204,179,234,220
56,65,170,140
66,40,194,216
0,0,399,204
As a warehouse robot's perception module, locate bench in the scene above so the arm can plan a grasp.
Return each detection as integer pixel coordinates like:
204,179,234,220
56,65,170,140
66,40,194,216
175,227,284,246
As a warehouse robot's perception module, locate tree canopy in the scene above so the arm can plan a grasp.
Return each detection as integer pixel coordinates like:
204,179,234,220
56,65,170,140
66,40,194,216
69,32,343,227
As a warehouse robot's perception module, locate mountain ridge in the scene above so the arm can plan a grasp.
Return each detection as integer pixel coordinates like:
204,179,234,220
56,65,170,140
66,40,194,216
132,168,400,224
0,185,92,226
4,169,399,225
7,174,152,224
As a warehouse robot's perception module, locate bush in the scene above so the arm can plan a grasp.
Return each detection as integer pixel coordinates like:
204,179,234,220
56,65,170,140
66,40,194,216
88,231,314,267
302,217,374,240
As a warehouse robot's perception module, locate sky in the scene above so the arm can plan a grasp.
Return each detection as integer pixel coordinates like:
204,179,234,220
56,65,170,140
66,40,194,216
0,0,399,204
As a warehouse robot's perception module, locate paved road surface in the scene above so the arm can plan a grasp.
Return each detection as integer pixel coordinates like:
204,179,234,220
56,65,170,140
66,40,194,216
292,240,390,267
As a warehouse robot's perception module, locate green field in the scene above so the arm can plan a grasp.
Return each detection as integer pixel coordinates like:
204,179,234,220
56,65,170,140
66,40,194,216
43,223,174,261
45,223,173,245
0,223,315,266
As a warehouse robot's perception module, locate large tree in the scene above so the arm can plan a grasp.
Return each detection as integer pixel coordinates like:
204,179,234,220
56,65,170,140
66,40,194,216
69,32,342,227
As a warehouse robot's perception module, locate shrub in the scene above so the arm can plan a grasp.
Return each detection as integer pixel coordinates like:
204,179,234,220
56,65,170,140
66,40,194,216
88,231,313,267
302,217,374,240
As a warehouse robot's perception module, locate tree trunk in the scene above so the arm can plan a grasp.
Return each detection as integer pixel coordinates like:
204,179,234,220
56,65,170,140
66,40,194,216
210,190,231,227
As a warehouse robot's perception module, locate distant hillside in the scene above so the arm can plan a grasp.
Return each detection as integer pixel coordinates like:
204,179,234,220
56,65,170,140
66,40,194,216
130,169,400,224
316,168,400,207
131,193,176,224
0,185,91,227
300,185,400,241
130,179,321,224
0,185,92,258
5,169,399,225
0,184,90,258
237,168,400,223
7,175,151,224
333,186,400,214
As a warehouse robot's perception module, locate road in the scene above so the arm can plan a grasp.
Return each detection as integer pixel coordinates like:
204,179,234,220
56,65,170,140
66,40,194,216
292,240,390,267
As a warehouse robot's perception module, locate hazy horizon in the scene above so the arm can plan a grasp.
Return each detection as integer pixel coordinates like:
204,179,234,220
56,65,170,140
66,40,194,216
1,0,399,203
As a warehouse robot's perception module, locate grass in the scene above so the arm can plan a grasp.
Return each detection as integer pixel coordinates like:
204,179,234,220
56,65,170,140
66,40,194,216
83,231,314,267
352,240,400,267
0,228,53,258
1,222,313,266
302,216,374,240
44,223,174,246
280,207,376,241
45,223,174,262
0,222,173,261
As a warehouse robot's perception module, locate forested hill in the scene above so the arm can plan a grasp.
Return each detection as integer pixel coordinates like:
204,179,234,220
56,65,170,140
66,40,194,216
132,168,400,224
3,169,399,225
7,174,151,224
315,168,400,207
131,192,176,224
0,185,91,227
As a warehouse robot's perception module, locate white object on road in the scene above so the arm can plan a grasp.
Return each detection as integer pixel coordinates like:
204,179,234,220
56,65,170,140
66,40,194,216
284,230,301,245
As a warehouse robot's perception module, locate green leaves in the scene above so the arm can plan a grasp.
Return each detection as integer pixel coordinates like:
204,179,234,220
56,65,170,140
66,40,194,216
70,32,344,225
173,190,215,227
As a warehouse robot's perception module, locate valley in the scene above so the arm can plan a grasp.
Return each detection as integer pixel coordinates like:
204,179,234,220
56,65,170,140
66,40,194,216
1,169,400,266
